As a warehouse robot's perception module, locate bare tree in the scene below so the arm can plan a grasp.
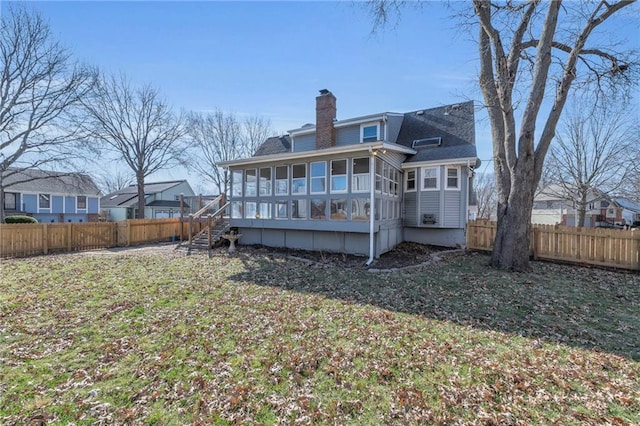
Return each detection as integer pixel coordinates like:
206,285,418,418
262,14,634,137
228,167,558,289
370,1,637,270
186,111,273,196
474,172,498,220
0,5,96,221
544,103,636,227
83,75,186,218
96,168,135,194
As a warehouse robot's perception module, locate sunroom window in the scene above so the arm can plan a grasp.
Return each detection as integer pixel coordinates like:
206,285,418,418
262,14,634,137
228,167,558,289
245,169,257,197
292,164,307,194
275,201,288,219
275,166,288,195
259,168,272,196
330,159,347,193
310,161,326,194
352,157,370,192
232,170,243,197
351,198,370,221
292,199,307,219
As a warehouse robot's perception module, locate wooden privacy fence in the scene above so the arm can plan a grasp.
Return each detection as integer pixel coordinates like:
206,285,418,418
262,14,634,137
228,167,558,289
467,219,640,271
0,218,200,258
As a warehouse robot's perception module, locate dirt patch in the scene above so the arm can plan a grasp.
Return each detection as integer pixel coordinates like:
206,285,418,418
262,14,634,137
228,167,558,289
81,241,453,270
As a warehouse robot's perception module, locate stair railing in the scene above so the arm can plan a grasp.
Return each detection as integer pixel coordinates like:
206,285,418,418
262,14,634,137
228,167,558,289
187,195,230,255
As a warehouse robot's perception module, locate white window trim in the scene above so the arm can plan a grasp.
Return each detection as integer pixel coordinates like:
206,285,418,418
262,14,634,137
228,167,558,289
405,169,417,192
360,122,380,143
310,161,327,194
445,166,461,191
330,159,348,194
421,166,440,191
76,195,88,212
38,193,51,212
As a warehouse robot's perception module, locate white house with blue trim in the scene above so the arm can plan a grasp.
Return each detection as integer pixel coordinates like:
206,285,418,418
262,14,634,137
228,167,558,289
219,90,479,261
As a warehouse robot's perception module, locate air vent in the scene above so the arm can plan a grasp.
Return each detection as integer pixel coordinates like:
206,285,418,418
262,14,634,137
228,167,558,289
412,137,442,148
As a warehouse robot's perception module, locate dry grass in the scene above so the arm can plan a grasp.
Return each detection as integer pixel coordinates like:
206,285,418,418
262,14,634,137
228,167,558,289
0,248,638,425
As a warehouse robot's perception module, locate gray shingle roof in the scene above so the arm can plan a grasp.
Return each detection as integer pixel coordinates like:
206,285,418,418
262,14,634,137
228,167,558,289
3,168,102,195
100,180,188,207
396,101,477,164
253,135,291,157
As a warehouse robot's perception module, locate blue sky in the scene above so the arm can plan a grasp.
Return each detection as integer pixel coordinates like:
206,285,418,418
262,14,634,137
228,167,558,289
5,1,639,188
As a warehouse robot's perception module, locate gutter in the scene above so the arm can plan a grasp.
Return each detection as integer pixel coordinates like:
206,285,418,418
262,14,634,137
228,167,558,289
365,146,376,266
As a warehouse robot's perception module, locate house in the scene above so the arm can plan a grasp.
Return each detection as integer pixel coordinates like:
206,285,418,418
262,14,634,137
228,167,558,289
100,180,195,221
532,184,640,227
219,90,479,259
2,168,102,223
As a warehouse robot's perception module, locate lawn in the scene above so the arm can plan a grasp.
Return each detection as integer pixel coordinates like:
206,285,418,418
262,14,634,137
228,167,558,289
1,248,638,425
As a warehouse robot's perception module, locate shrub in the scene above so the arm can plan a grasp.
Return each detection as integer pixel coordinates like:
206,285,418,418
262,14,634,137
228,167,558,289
4,215,38,224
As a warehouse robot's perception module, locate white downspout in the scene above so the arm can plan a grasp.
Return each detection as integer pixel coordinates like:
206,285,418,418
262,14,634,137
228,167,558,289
365,148,376,266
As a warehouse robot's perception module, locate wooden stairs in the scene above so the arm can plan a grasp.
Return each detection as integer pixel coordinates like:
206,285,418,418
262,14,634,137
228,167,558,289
177,195,231,257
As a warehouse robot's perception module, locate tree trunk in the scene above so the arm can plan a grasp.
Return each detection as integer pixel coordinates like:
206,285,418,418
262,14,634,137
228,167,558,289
0,184,5,223
136,174,145,219
490,160,537,271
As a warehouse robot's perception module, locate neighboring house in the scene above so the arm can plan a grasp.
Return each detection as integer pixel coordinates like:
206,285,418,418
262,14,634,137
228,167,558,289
219,90,479,258
2,169,102,223
100,180,195,221
532,184,638,227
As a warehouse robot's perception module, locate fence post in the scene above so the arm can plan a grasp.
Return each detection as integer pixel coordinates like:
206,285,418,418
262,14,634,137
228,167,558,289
67,222,73,252
42,223,48,255
127,220,131,247
532,226,538,260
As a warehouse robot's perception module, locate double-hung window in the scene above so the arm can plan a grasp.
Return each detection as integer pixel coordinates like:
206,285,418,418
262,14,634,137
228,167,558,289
405,169,416,192
39,194,50,209
422,167,439,190
446,167,460,190
310,161,326,194
330,159,347,193
361,123,379,143
4,192,17,210
77,196,87,210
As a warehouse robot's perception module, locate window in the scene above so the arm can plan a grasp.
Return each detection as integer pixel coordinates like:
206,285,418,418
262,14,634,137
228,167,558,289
310,161,326,194
39,194,50,209
361,123,379,143
383,163,390,195
245,201,257,219
331,159,347,193
331,199,347,220
375,158,382,192
275,201,288,219
292,199,307,219
292,164,307,194
275,166,288,195
232,170,243,197
446,167,460,190
310,199,326,219
422,167,439,190
245,169,257,197
77,196,87,210
351,199,370,221
406,169,416,192
259,168,272,196
352,157,370,192
4,192,17,210
231,201,243,218
259,202,272,219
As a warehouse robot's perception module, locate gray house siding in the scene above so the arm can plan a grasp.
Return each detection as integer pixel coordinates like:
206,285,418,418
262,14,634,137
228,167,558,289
292,134,316,152
443,191,461,227
336,126,360,146
419,191,440,225
403,192,417,226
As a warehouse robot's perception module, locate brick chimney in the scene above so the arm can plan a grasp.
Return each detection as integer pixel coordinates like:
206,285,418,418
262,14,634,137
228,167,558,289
316,89,336,149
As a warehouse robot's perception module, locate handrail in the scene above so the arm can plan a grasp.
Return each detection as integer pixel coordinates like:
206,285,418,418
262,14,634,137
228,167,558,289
192,194,224,218
208,202,230,219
